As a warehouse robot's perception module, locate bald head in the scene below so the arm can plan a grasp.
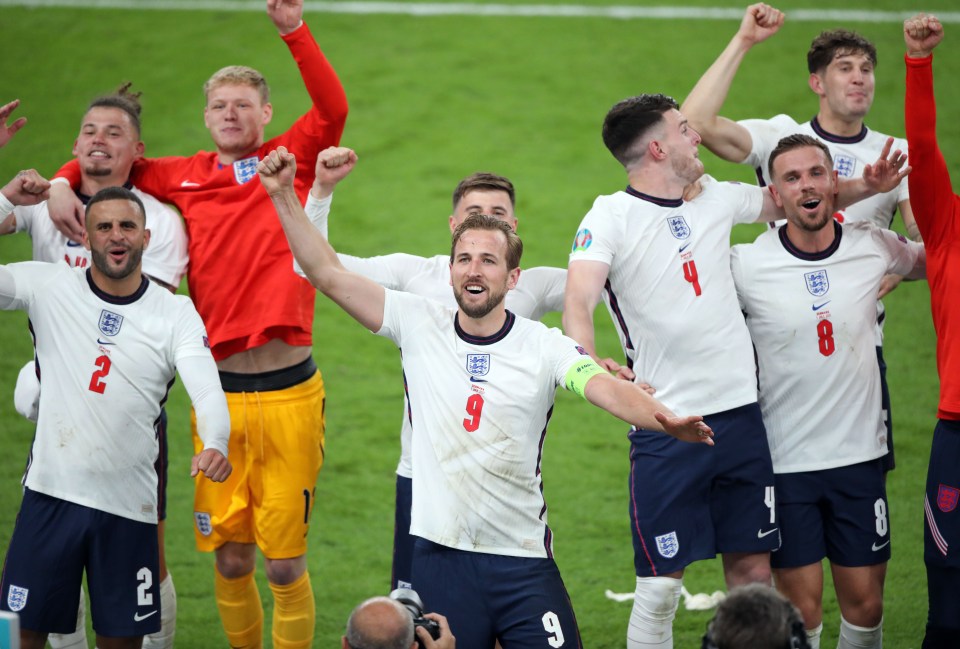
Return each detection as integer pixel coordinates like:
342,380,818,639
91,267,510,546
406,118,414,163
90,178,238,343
343,597,415,649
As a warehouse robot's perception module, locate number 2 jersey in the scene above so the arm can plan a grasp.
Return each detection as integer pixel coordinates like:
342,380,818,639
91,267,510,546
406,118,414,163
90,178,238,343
377,290,594,559
569,177,762,415
0,263,219,523
731,221,925,473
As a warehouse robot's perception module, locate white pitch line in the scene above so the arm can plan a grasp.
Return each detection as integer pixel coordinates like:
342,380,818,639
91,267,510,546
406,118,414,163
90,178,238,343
1,0,957,24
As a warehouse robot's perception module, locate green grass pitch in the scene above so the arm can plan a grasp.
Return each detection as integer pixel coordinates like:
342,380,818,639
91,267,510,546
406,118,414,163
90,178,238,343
2,1,959,646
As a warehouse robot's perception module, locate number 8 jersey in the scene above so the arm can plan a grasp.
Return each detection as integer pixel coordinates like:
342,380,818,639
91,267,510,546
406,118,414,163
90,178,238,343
731,221,925,473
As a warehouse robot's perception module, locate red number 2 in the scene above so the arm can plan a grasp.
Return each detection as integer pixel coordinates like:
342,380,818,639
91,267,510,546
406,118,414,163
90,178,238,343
463,393,485,432
817,319,835,357
88,355,112,394
683,260,702,296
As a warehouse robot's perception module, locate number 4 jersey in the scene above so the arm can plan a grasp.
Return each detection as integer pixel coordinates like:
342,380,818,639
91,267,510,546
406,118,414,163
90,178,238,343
731,221,925,473
569,177,762,415
0,262,214,523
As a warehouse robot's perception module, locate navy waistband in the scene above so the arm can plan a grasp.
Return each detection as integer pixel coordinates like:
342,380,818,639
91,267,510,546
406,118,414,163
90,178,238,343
219,357,317,393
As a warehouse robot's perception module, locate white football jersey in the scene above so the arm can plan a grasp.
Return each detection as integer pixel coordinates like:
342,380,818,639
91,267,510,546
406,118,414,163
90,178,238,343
378,290,589,558
14,187,189,288
305,192,567,477
569,178,761,415
739,115,909,229
1,263,213,523
731,222,924,473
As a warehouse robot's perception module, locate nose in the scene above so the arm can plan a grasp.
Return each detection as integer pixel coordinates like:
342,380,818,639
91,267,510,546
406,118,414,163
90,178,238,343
691,127,702,145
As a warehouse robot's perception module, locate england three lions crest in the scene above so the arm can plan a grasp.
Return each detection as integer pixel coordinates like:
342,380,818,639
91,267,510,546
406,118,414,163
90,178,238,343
666,216,691,240
233,155,260,185
466,354,490,376
7,584,27,612
834,154,856,178
804,270,830,297
655,531,679,558
99,309,124,337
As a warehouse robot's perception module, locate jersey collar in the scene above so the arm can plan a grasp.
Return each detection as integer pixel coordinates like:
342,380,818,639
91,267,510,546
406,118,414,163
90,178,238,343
778,219,843,261
625,185,683,208
810,116,868,145
455,310,516,345
86,268,150,305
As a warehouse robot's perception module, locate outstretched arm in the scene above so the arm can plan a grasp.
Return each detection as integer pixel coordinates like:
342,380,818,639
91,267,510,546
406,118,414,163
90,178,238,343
681,3,784,162
259,146,385,331
0,99,27,149
584,372,713,444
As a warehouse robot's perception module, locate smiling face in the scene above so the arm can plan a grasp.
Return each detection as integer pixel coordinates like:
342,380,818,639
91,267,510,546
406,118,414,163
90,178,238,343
770,145,839,233
203,82,272,163
810,51,876,123
72,107,144,184
450,228,520,319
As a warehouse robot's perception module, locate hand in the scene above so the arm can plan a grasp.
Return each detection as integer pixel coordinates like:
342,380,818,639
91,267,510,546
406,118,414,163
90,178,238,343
1,170,50,206
416,613,456,649
654,412,714,446
191,449,233,482
47,182,86,243
312,146,358,198
862,137,910,194
0,99,27,149
266,0,303,35
598,357,637,382
878,273,904,299
737,3,784,47
904,13,943,58
257,146,298,195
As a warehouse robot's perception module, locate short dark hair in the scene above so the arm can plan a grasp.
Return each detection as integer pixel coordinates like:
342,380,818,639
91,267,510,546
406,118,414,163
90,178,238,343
86,186,147,225
768,134,833,179
452,172,516,210
807,29,878,74
602,93,678,168
703,584,809,649
450,213,523,271
87,82,143,136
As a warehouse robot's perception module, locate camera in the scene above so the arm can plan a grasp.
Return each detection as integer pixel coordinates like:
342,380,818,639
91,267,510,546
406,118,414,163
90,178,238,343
389,588,441,647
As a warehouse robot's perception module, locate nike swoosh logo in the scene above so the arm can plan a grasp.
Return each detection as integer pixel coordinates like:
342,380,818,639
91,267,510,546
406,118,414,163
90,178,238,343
469,376,487,383
757,528,779,539
679,243,691,253
97,338,116,345
872,540,890,551
812,301,831,311
180,180,201,187
134,610,158,622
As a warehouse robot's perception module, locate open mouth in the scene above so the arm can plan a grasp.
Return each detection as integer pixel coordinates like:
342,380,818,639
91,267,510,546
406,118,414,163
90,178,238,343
464,283,485,295
801,198,822,211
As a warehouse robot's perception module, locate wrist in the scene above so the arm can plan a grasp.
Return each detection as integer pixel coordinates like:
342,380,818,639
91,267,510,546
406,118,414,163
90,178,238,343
278,19,304,36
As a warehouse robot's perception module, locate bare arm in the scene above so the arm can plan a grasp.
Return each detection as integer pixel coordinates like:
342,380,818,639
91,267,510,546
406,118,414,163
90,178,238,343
267,0,304,35
0,99,27,149
681,3,784,162
258,146,386,332
583,372,713,445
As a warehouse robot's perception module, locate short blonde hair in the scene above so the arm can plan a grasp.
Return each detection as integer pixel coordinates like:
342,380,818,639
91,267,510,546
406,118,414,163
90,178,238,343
203,66,269,104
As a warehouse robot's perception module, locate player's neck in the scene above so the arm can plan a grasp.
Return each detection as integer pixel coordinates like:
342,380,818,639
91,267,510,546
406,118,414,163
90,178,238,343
80,173,131,197
90,266,145,298
457,306,509,338
783,221,837,254
815,109,865,138
626,167,685,202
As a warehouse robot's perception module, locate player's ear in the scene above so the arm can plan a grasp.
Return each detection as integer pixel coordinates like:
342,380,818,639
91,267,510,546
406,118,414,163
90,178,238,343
72,138,80,159
768,183,784,208
507,267,521,290
262,102,273,127
82,227,91,251
143,227,151,250
648,138,666,162
134,140,145,160
808,72,825,97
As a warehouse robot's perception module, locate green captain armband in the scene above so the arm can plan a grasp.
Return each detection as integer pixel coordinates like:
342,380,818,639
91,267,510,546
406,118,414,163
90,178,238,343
564,357,606,399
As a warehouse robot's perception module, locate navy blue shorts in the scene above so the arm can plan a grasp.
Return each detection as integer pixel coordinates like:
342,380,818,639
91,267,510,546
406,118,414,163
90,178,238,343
771,459,890,569
629,402,777,577
412,539,581,649
877,346,895,473
0,489,160,637
925,419,960,569
393,474,415,589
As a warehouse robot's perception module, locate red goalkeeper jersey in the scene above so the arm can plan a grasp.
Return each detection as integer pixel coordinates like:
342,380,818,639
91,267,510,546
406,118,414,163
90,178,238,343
57,23,348,360
905,54,960,420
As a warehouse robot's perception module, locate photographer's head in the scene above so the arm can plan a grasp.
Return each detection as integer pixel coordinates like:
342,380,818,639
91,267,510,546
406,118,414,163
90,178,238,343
343,597,415,649
702,584,810,649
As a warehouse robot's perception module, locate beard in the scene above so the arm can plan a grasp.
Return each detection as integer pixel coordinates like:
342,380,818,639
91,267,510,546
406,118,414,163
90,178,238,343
91,245,144,281
454,283,508,319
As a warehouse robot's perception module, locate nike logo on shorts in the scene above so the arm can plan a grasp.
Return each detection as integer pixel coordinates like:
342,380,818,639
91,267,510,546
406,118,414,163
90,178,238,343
134,610,158,622
757,528,779,539
872,540,890,551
